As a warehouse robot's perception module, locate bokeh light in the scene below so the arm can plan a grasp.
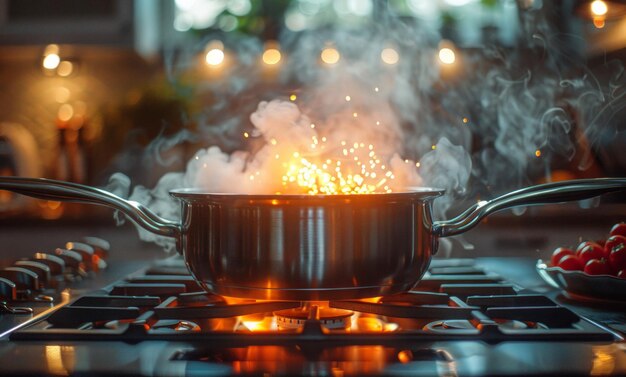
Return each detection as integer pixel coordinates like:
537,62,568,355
590,0,608,16
262,48,282,65
54,87,71,103
205,49,225,66
57,104,74,122
438,48,456,65
43,54,60,70
205,40,225,66
57,61,73,77
381,48,399,65
321,48,340,65
44,44,59,55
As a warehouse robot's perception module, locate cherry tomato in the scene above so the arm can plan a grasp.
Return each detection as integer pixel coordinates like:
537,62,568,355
596,239,606,247
557,254,584,271
576,241,602,255
605,235,626,257
584,259,611,275
617,270,626,279
609,243,626,272
610,223,626,238
578,243,605,265
551,247,574,266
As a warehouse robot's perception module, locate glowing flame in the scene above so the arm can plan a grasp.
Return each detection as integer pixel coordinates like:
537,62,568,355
242,320,270,331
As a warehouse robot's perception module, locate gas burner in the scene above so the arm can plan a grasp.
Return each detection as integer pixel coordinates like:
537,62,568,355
274,303,353,330
5,256,619,346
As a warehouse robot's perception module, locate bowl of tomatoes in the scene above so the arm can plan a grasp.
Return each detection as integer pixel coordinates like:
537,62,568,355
537,222,626,301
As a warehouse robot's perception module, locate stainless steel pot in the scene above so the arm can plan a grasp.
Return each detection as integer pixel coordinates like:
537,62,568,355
1,177,625,300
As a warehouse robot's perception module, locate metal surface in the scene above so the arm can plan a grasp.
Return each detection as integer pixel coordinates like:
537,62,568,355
1,257,625,376
434,178,626,237
0,177,625,300
175,191,438,300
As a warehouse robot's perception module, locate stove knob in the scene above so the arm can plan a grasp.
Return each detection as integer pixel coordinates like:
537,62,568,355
82,236,110,259
0,267,39,292
66,241,106,271
53,249,86,279
0,277,16,301
14,261,51,289
32,253,66,276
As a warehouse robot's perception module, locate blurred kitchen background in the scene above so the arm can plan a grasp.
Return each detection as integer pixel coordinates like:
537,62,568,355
0,0,624,256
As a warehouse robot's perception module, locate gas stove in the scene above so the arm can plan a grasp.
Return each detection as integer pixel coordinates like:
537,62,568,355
1,233,626,376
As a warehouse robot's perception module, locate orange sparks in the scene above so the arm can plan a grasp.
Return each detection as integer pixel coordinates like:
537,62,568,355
275,143,396,195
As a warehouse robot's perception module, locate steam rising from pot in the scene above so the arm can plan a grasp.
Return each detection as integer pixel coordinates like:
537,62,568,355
107,5,626,250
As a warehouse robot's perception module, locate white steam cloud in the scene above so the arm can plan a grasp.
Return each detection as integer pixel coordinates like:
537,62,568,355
106,5,625,250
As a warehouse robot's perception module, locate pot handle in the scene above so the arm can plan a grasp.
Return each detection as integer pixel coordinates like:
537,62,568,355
0,177,181,239
433,178,626,237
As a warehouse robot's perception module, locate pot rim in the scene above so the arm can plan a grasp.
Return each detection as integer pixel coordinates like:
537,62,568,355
169,186,445,202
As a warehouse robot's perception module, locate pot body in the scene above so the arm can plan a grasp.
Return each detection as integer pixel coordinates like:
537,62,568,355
3,177,626,300
174,191,442,300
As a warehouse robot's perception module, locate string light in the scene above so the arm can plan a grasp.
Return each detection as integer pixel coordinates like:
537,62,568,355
43,54,60,70
590,0,608,28
438,48,456,65
262,48,281,65
205,49,224,66
42,44,60,70
590,0,608,16
205,40,225,66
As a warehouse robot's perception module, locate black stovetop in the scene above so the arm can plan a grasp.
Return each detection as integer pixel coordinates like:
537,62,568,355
0,225,625,376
